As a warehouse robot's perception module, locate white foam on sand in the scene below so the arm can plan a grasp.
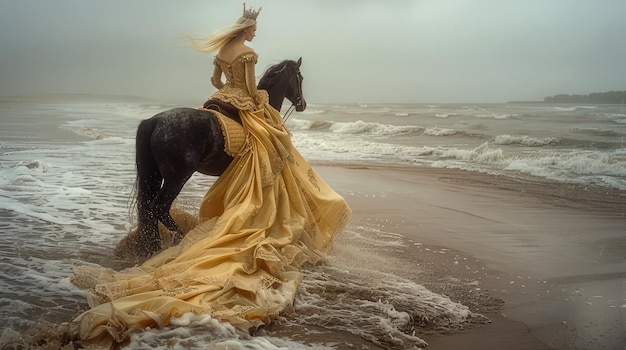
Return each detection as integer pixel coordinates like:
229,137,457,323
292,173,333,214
127,314,334,350
291,226,473,348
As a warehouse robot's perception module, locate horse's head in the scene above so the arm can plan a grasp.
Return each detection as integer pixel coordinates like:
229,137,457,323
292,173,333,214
286,58,306,112
258,58,307,112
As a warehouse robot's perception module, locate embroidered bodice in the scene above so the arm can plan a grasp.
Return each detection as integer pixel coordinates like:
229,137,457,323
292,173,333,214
211,51,267,110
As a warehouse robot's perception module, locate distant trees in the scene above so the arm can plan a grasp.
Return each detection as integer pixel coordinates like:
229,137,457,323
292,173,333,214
544,91,626,104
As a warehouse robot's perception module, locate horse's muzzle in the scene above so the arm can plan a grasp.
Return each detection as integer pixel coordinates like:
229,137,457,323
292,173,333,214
295,97,307,112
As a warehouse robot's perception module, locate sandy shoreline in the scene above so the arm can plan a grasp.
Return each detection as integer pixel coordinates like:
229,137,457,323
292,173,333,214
314,163,626,350
2,155,622,349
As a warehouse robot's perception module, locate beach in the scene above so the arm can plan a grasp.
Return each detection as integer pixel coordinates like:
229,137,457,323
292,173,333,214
1,99,625,349
2,0,626,343
315,163,626,350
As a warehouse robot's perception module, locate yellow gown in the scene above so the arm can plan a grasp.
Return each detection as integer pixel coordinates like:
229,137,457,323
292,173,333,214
71,51,351,348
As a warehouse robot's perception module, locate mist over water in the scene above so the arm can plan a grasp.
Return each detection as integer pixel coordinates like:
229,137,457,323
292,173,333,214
1,97,624,348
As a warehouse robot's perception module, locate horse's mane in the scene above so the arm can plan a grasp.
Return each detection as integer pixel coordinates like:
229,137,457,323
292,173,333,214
258,60,295,88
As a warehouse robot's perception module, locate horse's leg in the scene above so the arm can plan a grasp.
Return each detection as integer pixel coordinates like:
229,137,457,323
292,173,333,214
135,117,164,255
141,108,230,249
137,173,163,254
150,173,193,244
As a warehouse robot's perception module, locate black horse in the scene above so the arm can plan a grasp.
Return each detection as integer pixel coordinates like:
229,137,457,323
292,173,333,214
134,58,306,255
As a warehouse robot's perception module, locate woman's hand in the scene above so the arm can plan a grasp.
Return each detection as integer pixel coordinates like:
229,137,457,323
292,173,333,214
211,76,224,90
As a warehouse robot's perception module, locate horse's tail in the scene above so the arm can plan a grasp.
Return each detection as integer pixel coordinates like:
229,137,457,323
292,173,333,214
134,116,161,237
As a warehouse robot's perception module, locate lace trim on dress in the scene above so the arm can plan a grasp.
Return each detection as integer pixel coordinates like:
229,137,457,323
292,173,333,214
211,86,257,110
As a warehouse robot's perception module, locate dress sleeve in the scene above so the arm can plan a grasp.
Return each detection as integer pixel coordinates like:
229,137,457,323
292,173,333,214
211,57,224,90
243,53,259,100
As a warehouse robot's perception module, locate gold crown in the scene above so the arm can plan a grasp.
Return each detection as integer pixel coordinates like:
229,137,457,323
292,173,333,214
242,3,262,20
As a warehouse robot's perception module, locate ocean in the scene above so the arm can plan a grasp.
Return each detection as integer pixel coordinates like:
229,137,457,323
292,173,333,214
0,96,625,349
291,102,626,190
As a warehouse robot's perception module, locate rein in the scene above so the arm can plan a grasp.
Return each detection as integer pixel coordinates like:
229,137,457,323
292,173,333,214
283,104,296,123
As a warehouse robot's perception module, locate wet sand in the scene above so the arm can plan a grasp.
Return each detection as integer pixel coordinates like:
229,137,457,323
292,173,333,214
315,164,626,350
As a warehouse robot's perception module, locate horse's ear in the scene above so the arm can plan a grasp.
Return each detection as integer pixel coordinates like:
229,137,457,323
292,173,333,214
296,57,302,68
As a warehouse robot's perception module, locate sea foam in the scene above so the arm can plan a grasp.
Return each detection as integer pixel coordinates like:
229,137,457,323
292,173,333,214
493,134,561,146
329,120,423,136
126,314,325,350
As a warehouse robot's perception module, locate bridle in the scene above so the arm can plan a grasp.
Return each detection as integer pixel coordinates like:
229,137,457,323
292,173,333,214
282,68,304,123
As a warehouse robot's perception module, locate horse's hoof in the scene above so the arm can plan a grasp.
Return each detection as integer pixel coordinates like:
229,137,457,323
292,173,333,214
143,239,162,256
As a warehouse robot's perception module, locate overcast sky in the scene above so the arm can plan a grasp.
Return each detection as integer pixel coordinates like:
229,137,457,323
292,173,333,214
1,0,625,104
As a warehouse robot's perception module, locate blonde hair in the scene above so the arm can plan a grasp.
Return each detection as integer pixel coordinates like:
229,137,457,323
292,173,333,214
190,16,256,53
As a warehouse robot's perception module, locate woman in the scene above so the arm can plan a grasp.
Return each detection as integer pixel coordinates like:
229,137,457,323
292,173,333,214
197,3,266,111
71,4,351,348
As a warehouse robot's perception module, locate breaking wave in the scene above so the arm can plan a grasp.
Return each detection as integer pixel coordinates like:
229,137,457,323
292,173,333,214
329,120,423,136
493,134,561,146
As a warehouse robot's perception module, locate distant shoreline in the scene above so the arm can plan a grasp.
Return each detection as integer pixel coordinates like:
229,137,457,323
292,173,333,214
541,90,626,104
507,100,625,104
